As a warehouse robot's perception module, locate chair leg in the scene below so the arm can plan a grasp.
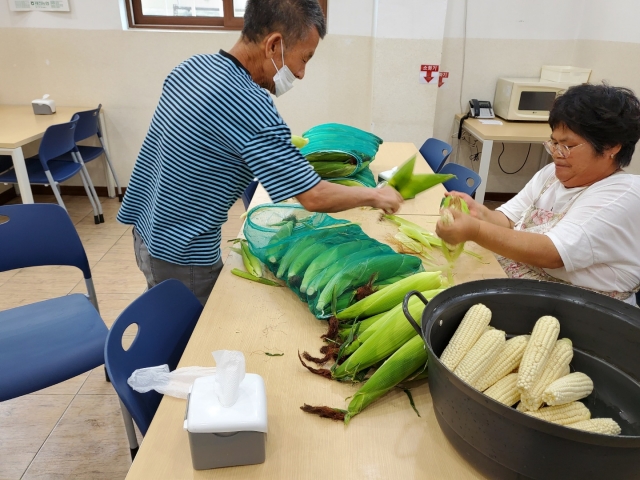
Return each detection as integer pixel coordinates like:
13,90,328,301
104,366,111,383
73,152,103,224
44,171,67,211
101,142,124,202
118,399,140,461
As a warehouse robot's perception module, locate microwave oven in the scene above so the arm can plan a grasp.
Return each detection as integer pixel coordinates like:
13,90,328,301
493,78,577,122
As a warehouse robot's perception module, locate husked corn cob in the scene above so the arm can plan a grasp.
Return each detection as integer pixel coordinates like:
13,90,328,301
520,339,573,411
516,401,527,412
518,364,569,412
524,402,590,426
484,373,520,406
567,418,621,435
517,315,560,394
475,335,529,392
542,372,594,406
440,303,492,370
453,329,506,385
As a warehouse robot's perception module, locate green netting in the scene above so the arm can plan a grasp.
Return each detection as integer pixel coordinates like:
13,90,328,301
243,205,424,319
328,166,377,188
300,123,382,182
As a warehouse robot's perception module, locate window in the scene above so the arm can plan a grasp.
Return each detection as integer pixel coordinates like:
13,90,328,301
125,0,328,31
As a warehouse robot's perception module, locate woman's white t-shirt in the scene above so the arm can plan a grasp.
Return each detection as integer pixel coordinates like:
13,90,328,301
496,164,640,304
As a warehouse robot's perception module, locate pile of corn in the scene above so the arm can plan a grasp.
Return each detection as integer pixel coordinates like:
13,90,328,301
241,205,426,318
442,305,621,435
296,123,382,188
300,272,446,424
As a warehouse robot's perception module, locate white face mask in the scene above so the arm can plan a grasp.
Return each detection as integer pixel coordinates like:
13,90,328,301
271,40,296,97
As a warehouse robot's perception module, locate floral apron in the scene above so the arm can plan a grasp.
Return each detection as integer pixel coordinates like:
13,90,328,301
496,174,638,302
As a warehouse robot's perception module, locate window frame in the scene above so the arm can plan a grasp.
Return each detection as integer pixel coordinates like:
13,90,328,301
125,0,328,31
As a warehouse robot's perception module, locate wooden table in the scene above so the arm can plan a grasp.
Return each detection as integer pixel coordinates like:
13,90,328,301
0,105,115,202
456,114,552,205
126,143,506,479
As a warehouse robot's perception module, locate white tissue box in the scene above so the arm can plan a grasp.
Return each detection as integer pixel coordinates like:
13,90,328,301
32,95,56,115
184,374,267,470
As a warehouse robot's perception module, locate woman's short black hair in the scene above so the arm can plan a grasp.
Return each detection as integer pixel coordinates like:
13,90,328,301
549,83,640,168
242,0,326,45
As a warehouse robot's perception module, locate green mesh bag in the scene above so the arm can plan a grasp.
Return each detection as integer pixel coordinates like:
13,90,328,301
243,205,424,318
300,123,383,181
328,166,377,188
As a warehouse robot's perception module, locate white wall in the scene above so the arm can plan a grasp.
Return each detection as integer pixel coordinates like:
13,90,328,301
0,0,122,29
436,0,640,193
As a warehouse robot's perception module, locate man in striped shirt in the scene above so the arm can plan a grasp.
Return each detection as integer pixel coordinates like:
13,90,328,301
118,0,403,305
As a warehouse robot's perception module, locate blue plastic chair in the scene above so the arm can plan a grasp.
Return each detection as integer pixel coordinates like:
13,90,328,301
0,155,12,174
242,179,259,210
56,105,123,202
419,138,453,173
439,162,483,197
0,204,107,402
0,115,103,224
104,279,203,458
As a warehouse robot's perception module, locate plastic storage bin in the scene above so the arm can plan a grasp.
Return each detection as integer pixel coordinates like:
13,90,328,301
540,66,591,84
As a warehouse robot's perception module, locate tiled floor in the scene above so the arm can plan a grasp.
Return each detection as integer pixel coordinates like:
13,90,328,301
0,194,245,480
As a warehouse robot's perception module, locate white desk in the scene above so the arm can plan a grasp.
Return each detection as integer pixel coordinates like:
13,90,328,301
0,105,115,203
456,115,552,204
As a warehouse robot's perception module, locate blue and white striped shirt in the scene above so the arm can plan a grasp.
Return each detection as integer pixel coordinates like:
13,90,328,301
117,51,320,266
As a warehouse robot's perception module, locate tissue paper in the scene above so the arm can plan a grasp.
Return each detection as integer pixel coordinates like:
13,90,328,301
127,365,217,399
212,350,246,407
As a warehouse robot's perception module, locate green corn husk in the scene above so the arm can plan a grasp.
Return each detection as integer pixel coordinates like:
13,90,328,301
397,173,455,200
231,268,282,286
265,221,295,264
314,254,423,316
338,311,390,342
309,160,357,178
341,288,444,357
291,135,309,149
440,196,470,263
330,179,362,186
332,298,426,380
306,244,393,298
383,214,484,261
300,240,375,294
240,239,262,277
344,335,428,424
275,224,355,279
296,238,377,293
387,155,416,191
336,271,441,320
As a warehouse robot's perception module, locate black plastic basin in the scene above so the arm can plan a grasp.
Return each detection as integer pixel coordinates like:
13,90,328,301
402,279,640,480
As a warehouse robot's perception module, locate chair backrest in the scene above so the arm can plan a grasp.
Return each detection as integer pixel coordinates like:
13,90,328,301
37,114,80,169
0,204,91,279
419,138,453,173
439,162,483,197
104,279,203,435
241,179,259,210
72,105,102,143
0,155,12,174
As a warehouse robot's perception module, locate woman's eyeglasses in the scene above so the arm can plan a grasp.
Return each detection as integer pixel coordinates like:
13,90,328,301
543,140,586,159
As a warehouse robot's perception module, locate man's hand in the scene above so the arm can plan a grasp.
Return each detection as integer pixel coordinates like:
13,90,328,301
436,207,480,245
372,186,404,214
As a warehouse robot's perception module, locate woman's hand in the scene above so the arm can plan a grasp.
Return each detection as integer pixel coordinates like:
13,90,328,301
436,207,480,245
444,191,488,221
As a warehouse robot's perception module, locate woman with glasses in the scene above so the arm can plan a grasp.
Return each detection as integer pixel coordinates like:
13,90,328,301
437,83,640,305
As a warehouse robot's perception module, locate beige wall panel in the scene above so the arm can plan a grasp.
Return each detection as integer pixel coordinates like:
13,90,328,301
371,38,443,149
574,40,640,175
434,38,577,193
0,29,373,186
272,35,373,135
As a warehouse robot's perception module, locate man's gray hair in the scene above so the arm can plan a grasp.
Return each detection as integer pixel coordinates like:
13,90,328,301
242,0,326,45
